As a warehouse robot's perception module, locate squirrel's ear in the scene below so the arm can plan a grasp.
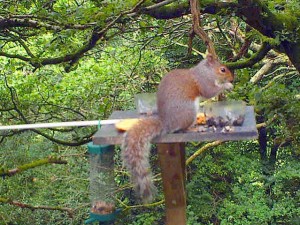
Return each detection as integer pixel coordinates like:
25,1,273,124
206,53,215,63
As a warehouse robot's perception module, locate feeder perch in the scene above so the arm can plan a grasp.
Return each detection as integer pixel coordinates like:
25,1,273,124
85,142,120,224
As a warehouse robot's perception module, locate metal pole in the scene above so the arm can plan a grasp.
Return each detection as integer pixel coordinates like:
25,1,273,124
0,119,121,131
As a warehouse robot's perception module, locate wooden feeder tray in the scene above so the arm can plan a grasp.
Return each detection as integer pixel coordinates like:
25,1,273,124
93,106,257,145
92,103,258,225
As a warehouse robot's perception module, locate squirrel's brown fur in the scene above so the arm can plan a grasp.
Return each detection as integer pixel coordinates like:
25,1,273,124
122,54,234,203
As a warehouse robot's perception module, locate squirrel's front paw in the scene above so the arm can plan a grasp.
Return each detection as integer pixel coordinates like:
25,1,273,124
223,82,233,91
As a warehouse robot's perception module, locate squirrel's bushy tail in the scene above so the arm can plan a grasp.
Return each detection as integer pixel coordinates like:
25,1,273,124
121,116,163,203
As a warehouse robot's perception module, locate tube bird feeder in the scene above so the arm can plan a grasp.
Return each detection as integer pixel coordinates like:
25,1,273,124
85,142,120,224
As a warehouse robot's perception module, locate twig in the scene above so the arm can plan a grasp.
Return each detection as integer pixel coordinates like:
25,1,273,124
115,196,164,209
229,25,252,62
173,41,205,57
128,0,177,17
144,0,176,11
250,56,289,84
188,0,217,58
0,197,73,218
186,140,224,165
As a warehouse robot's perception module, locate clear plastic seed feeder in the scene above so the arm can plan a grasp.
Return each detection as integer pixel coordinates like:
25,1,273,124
85,142,121,224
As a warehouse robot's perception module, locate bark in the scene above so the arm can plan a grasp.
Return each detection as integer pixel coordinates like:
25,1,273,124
257,115,267,160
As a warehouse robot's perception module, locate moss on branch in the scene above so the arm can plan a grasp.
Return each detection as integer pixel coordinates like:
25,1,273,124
226,42,272,69
0,156,67,177
143,1,189,19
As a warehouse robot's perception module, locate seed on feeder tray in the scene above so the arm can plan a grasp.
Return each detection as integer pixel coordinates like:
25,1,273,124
91,201,115,215
212,126,217,132
232,115,245,126
217,116,230,127
197,126,207,132
221,126,234,133
206,116,217,127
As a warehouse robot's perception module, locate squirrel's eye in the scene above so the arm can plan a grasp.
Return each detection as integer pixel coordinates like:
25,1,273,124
220,67,226,73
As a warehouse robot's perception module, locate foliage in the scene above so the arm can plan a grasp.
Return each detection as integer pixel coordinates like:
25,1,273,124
0,0,299,224
186,142,300,225
254,83,300,150
0,133,89,224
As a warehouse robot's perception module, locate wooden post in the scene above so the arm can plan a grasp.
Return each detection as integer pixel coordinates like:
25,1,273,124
157,143,186,225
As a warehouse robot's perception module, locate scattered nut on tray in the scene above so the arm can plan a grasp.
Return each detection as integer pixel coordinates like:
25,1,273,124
196,113,206,125
197,113,245,127
91,201,115,214
206,115,245,127
115,119,140,132
115,110,244,132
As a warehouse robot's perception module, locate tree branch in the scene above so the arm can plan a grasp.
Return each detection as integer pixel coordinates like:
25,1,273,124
142,1,189,19
186,140,225,165
143,0,176,11
0,156,67,177
0,197,73,218
188,0,217,58
0,51,31,62
226,42,272,69
0,15,94,31
4,75,28,123
32,129,93,146
250,56,289,84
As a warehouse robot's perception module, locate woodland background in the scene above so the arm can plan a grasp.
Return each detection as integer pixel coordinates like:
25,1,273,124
0,0,299,224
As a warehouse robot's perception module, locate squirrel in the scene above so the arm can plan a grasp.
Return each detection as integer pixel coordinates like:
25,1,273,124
121,54,234,203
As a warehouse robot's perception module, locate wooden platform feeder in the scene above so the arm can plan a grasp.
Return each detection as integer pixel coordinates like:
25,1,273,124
92,103,258,225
